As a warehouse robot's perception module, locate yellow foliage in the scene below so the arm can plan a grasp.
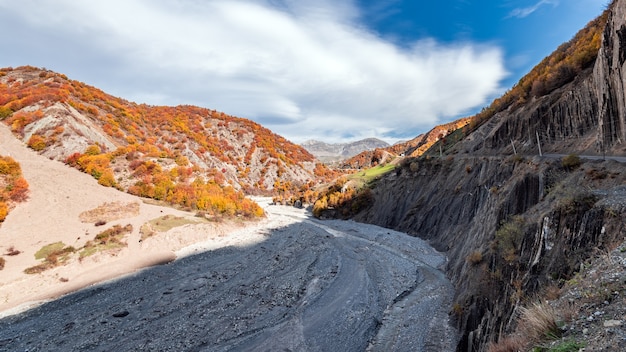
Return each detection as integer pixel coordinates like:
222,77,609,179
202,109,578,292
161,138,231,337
0,201,8,222
84,144,102,156
97,170,117,187
27,134,47,151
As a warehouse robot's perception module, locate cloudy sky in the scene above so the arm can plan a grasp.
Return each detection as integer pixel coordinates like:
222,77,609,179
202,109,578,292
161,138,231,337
0,0,607,144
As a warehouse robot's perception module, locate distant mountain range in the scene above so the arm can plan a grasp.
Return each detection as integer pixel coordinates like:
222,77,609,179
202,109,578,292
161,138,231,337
300,138,390,162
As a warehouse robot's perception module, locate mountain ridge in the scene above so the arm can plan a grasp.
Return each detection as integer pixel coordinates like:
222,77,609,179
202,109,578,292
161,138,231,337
0,66,339,213
300,137,390,162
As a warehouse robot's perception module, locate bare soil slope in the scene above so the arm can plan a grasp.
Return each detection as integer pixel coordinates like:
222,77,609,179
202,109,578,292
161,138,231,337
0,123,249,315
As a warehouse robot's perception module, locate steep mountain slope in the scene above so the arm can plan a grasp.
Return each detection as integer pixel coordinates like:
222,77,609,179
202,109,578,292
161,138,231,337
0,66,337,213
316,2,626,351
454,10,608,157
301,138,390,162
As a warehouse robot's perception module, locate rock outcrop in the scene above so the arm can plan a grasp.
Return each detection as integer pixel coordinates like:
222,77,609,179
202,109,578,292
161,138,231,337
461,71,600,155
341,1,626,350
353,156,626,350
595,1,626,151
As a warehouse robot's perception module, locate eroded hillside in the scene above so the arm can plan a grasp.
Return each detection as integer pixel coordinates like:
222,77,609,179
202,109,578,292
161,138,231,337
0,67,338,214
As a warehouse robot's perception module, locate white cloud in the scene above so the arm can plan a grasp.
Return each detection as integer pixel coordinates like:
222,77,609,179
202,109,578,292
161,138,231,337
0,0,507,143
507,0,559,19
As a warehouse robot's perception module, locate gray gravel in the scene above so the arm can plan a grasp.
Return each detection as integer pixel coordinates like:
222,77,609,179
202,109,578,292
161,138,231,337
0,205,457,351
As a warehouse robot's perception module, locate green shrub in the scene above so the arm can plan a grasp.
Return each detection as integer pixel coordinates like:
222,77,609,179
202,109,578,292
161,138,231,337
495,216,525,263
561,154,581,170
536,340,586,352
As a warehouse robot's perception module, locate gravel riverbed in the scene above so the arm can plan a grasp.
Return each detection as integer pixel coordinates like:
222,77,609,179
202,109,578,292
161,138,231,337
0,203,458,351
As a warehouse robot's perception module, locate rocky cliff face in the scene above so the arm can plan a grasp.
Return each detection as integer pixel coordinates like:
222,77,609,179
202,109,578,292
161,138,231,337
352,156,626,350
341,1,626,350
460,70,600,156
595,1,626,151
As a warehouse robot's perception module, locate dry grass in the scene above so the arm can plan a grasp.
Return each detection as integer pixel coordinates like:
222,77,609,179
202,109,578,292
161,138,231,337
79,201,140,223
466,250,483,265
489,301,563,351
518,301,562,343
80,224,132,259
543,284,562,301
487,335,525,352
140,215,203,241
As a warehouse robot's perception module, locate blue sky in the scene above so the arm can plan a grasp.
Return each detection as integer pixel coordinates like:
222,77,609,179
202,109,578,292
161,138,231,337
0,0,608,144
358,0,608,88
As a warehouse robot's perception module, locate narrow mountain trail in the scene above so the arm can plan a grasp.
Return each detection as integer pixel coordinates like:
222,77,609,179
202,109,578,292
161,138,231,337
0,203,458,351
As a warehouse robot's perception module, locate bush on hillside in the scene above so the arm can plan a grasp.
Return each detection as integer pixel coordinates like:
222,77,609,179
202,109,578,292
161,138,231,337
562,154,581,170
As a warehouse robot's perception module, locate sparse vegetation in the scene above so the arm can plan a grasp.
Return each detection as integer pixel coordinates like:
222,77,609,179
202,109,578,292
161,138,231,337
80,224,132,259
466,250,483,265
495,216,525,263
140,215,204,241
94,224,132,245
559,192,598,215
24,225,134,273
79,202,140,223
26,242,76,274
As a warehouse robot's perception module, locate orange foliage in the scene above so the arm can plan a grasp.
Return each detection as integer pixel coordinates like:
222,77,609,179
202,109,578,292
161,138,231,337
27,134,47,151
0,65,330,218
467,10,608,132
0,202,7,222
0,156,29,221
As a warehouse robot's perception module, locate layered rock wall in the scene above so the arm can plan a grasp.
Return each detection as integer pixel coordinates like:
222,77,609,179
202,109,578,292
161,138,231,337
348,1,626,350
595,1,626,149
462,71,600,155
353,157,626,351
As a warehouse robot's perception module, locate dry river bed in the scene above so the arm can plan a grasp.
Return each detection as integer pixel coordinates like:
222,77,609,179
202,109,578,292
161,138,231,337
0,203,458,351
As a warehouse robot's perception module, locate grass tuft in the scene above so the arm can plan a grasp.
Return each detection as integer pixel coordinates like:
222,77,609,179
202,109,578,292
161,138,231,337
518,301,562,343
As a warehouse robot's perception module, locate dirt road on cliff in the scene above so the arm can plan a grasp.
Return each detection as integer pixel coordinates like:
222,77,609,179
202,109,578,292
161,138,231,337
0,203,458,351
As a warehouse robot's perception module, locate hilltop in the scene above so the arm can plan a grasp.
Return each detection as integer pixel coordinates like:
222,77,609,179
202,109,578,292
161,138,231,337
0,66,338,214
